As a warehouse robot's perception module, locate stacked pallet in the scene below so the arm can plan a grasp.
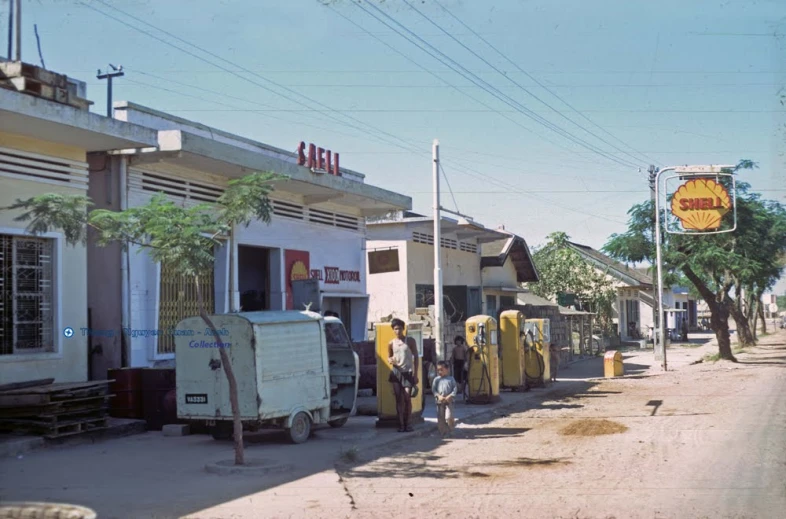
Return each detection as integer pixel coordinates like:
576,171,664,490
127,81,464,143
0,61,92,110
0,379,113,439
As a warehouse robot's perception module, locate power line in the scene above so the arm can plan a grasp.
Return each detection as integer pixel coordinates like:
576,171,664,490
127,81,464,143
86,0,426,156
357,1,641,170
139,108,783,114
439,164,460,212
431,0,661,167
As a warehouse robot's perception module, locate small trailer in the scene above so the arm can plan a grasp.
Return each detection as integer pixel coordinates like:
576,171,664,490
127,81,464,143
174,311,359,444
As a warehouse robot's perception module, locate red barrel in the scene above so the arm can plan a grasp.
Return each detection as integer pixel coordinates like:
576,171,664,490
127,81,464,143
108,368,144,419
141,368,177,431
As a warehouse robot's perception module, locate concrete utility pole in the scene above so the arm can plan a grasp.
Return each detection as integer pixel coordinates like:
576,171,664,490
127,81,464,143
97,65,124,118
433,139,445,361
7,0,13,60
648,164,659,353
14,0,21,61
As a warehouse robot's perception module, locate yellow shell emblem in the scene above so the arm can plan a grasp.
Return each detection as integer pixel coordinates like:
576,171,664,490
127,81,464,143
290,260,309,281
670,178,731,231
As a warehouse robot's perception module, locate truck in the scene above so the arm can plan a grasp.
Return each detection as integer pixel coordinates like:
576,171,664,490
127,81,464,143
174,311,359,444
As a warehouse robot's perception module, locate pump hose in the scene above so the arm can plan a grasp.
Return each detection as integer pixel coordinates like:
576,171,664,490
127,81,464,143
468,347,493,405
523,330,545,386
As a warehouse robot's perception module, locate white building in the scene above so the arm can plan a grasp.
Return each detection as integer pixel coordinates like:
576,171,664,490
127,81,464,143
0,73,158,384
567,242,697,341
365,213,538,325
86,102,410,373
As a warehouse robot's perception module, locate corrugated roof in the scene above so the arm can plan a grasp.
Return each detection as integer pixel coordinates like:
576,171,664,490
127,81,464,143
517,292,559,307
567,242,653,286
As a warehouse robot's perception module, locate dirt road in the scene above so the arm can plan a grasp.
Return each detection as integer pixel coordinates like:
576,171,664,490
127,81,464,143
339,330,786,519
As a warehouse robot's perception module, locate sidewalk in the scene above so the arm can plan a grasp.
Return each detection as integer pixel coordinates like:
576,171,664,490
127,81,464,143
0,341,713,518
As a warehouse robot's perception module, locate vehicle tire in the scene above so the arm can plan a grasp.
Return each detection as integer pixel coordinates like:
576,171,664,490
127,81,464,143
328,417,349,428
211,422,233,441
287,412,311,444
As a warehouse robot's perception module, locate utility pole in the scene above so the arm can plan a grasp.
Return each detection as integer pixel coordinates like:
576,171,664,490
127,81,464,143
14,0,20,61
7,0,13,60
433,139,445,361
97,65,124,118
648,164,660,355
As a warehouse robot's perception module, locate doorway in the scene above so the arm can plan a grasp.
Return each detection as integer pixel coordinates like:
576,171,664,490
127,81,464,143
238,245,270,312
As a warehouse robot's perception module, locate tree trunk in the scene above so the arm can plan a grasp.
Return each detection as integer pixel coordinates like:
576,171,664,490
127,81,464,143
195,276,244,465
682,265,736,361
729,305,755,347
758,301,767,335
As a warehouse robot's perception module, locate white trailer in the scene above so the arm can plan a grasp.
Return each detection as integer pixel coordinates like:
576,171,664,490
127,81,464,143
174,311,359,444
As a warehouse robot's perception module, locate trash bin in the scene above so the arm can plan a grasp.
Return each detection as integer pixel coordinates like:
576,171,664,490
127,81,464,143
603,350,624,378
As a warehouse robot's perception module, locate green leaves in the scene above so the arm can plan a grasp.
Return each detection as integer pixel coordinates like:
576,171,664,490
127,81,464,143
4,193,93,245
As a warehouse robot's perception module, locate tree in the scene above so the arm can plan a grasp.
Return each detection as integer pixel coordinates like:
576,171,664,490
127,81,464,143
530,232,617,337
604,163,786,361
3,172,282,465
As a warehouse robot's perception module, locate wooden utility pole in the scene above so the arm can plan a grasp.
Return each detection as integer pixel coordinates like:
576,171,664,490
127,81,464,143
648,164,659,352
97,65,125,117
14,0,21,61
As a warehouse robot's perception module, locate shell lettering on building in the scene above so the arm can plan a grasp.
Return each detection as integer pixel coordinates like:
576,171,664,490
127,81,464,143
670,178,732,231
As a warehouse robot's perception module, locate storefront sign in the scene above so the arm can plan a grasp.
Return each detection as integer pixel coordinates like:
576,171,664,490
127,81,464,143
368,249,400,274
285,250,310,309
310,266,361,284
297,141,341,176
670,178,732,231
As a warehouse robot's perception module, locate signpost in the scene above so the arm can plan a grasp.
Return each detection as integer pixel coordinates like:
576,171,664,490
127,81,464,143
654,165,737,371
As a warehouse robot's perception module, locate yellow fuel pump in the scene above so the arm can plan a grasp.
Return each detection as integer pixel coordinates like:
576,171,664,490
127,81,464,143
375,321,424,427
523,318,551,387
465,315,500,404
499,310,528,391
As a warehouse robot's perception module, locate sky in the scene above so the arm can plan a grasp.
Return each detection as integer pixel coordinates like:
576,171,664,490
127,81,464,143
4,0,786,293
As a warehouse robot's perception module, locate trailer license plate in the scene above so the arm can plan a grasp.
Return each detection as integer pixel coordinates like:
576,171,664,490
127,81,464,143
185,393,208,404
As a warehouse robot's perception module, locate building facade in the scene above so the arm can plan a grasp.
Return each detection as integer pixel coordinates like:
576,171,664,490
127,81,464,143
480,230,540,315
86,102,410,374
0,76,158,384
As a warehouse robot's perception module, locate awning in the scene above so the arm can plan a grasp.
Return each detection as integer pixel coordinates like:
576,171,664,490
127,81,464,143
0,88,158,152
127,130,411,217
484,286,529,293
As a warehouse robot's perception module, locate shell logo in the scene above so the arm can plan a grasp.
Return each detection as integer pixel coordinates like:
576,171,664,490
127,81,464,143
290,260,309,281
670,178,732,231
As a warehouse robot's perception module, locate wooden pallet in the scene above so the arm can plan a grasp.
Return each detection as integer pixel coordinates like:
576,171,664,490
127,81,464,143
0,61,69,88
0,380,113,407
0,395,113,419
0,75,93,110
0,411,109,437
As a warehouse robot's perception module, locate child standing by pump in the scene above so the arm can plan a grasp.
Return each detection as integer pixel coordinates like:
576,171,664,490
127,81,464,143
432,361,458,437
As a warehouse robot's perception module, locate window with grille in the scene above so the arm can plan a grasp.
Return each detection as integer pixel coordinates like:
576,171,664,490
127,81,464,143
0,235,55,355
156,257,215,355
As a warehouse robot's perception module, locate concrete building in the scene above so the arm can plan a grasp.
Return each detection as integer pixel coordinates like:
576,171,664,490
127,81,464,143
86,102,410,375
566,242,697,341
365,213,538,326
0,71,158,384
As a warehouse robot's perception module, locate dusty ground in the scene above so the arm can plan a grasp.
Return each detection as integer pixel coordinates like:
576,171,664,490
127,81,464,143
1,330,783,519
338,329,786,519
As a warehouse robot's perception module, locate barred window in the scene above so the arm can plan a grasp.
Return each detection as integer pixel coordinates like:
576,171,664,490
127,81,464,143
0,235,55,355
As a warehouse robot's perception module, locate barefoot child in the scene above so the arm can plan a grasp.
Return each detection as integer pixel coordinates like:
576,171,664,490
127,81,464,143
432,361,457,437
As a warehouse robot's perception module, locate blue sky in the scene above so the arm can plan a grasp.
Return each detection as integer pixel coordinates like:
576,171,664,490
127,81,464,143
5,0,785,292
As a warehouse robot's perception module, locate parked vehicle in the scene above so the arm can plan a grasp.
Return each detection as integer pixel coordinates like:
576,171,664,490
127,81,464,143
174,311,359,444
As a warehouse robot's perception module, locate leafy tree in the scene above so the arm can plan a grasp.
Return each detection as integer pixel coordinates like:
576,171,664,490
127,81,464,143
530,232,617,338
3,172,282,465
604,162,786,361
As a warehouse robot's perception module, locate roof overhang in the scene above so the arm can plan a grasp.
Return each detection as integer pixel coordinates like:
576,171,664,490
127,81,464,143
0,88,159,151
370,214,509,243
124,130,410,217
481,233,540,283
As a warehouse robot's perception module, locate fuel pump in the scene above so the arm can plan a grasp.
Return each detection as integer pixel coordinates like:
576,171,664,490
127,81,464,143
523,319,551,387
465,315,500,404
499,310,528,391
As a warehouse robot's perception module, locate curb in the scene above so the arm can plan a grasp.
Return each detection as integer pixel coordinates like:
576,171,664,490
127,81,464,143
205,459,294,476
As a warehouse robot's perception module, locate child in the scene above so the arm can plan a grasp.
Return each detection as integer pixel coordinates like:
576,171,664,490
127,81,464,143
549,343,560,382
431,361,457,437
451,336,468,396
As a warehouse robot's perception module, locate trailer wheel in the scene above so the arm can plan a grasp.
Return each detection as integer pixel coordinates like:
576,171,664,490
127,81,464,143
287,412,311,444
328,417,348,428
211,422,233,441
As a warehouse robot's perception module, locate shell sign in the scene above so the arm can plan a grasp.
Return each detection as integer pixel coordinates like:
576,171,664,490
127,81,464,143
670,178,732,231
290,260,309,282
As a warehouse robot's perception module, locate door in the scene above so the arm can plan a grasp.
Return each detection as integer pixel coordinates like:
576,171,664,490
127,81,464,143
468,287,482,317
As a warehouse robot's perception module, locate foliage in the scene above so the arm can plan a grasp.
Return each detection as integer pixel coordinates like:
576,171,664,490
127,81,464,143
602,161,786,360
530,232,617,334
3,171,284,465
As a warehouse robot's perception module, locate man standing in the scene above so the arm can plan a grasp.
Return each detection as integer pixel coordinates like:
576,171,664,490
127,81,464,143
388,318,419,432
